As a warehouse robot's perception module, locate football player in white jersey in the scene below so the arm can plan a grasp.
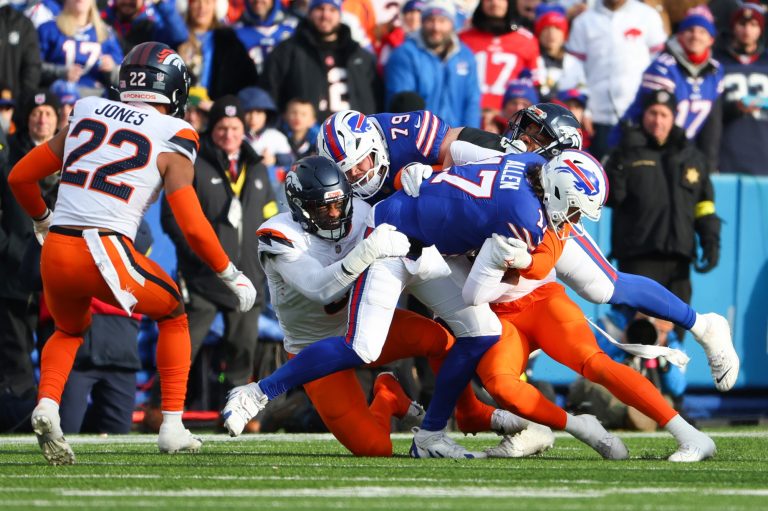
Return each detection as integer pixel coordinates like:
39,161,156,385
9,42,256,465
255,156,530,456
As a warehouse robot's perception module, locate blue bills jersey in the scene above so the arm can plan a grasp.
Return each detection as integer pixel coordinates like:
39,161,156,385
369,110,449,191
235,21,297,75
623,51,724,139
38,21,123,89
373,152,547,256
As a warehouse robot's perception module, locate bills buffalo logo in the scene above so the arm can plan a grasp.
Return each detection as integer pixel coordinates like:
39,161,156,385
624,27,643,40
345,113,369,134
561,159,600,197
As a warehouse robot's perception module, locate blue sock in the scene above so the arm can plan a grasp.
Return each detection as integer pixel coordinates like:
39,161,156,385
421,335,499,431
610,272,696,330
258,336,364,400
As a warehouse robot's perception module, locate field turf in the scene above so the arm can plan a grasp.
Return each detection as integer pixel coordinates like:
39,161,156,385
1,428,767,511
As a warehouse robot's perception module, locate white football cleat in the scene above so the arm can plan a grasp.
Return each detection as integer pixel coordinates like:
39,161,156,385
490,409,529,436
668,431,716,462
31,402,75,466
570,415,629,460
485,423,555,458
158,424,202,454
693,313,739,392
221,382,268,437
410,427,486,459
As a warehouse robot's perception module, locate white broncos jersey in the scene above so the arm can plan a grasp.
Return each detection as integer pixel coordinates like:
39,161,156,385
53,96,198,240
257,199,371,354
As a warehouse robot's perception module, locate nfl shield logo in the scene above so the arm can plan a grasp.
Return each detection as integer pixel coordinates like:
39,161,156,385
34,93,46,105
157,73,164,82
225,105,237,117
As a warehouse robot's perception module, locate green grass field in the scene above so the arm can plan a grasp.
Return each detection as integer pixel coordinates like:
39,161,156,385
1,429,767,511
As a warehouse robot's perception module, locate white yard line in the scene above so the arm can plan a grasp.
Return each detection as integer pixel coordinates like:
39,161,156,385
1,429,766,446
1,486,767,499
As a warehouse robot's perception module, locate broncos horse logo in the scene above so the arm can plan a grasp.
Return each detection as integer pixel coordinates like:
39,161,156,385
158,48,186,72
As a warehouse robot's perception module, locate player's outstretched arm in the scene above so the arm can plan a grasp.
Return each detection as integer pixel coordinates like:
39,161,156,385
8,127,68,243
265,224,410,304
159,152,256,312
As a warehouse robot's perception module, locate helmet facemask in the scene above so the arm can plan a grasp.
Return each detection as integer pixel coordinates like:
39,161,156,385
345,145,389,199
300,193,353,242
317,111,390,199
507,104,583,159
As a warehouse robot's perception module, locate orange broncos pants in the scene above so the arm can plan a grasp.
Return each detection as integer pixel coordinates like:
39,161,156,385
476,282,677,429
39,230,191,411
291,308,495,456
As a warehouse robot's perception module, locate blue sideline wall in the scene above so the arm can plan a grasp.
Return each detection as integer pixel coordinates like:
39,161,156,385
533,175,768,390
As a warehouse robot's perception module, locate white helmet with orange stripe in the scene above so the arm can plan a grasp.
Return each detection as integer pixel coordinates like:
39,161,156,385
316,110,390,199
540,149,609,239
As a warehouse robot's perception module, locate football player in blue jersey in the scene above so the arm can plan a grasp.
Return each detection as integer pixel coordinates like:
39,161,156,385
317,105,738,392
222,147,578,458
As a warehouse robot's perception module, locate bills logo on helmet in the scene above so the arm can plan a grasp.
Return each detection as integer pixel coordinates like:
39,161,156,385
157,48,185,72
345,112,369,133
561,158,601,197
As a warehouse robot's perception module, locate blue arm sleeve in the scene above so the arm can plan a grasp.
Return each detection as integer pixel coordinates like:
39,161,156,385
153,0,190,48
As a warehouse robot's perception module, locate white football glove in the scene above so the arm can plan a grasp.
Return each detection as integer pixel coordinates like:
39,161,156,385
217,262,257,312
489,234,532,270
500,138,528,154
33,208,53,246
400,162,433,197
341,223,411,275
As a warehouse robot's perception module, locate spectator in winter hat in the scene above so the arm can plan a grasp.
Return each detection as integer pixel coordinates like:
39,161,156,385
49,80,80,132
386,0,480,126
237,86,293,168
715,2,768,175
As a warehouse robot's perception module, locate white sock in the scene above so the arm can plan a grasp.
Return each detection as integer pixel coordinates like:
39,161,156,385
490,409,530,432
161,411,183,429
38,397,60,410
690,313,707,339
564,413,592,439
664,414,699,443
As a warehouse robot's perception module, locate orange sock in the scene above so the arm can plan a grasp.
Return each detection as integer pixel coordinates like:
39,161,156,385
371,373,412,420
38,331,83,404
582,352,677,426
156,314,192,412
483,374,568,430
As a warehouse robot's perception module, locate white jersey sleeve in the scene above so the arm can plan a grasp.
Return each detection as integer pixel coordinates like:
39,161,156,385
464,236,557,306
257,200,372,353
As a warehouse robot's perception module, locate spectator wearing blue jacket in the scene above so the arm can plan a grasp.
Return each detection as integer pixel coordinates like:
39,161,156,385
385,0,480,127
235,0,298,75
102,0,189,53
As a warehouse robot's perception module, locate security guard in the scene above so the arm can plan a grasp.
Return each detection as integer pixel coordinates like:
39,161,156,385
604,89,721,339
